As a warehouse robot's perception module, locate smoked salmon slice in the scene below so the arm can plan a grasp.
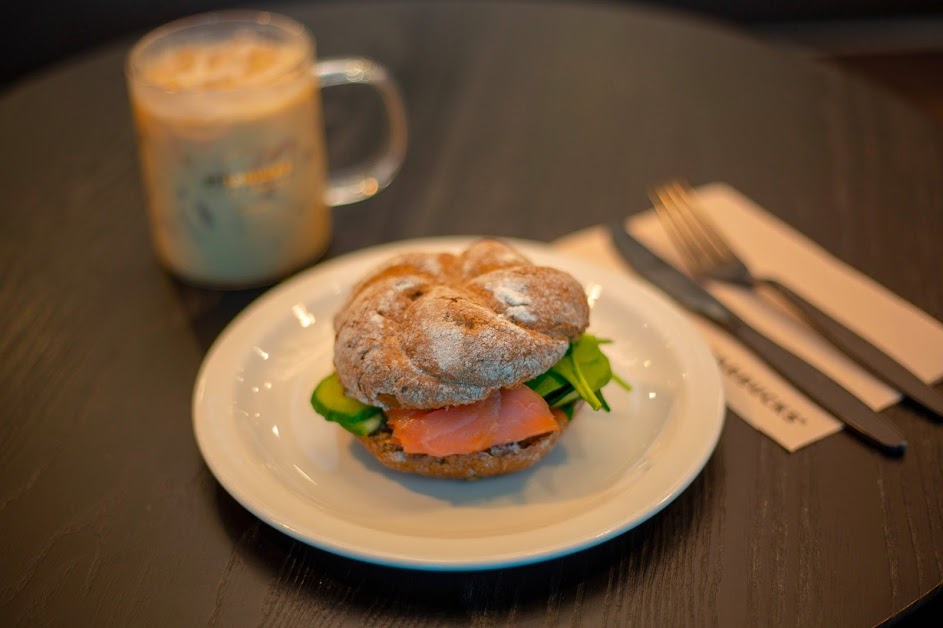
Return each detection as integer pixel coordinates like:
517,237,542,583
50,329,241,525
386,386,561,457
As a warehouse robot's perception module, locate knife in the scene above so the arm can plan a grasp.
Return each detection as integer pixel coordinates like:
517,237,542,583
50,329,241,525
607,223,907,455
756,278,943,417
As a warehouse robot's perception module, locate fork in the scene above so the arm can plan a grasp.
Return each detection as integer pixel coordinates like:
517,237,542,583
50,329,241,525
651,181,943,417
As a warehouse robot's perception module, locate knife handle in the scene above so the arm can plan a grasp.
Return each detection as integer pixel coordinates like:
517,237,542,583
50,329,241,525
730,320,908,454
760,278,943,418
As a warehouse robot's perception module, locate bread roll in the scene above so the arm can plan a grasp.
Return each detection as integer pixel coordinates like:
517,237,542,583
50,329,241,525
333,239,590,410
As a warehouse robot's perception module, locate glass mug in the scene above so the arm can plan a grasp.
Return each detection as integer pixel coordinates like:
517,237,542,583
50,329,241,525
126,11,406,287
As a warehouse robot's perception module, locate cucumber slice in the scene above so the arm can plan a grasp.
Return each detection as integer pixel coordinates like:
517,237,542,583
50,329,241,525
311,372,382,434
343,414,384,437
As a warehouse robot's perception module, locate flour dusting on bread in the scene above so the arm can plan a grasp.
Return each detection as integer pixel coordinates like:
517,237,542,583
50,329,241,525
333,239,590,410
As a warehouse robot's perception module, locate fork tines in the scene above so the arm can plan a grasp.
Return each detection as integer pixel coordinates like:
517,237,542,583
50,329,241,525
649,182,735,276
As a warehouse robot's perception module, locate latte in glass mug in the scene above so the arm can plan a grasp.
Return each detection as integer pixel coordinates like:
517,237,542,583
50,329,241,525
127,12,406,287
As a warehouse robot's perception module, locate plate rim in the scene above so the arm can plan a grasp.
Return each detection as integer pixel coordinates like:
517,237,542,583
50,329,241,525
192,236,725,570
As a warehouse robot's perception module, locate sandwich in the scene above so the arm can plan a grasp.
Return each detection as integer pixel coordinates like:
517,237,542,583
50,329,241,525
310,239,628,479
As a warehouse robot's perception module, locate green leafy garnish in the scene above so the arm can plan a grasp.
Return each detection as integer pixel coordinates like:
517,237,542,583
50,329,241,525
526,333,631,413
556,400,578,420
526,370,569,398
611,372,632,392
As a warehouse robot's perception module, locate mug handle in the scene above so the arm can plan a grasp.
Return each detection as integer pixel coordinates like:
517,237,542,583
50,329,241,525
314,57,408,207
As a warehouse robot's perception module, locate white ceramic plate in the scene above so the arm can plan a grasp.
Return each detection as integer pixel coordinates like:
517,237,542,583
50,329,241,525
193,237,724,570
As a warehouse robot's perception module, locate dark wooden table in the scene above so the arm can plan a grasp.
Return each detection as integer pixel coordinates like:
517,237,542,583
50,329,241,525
2,1,942,625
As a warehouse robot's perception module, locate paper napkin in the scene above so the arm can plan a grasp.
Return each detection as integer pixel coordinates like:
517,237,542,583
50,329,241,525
554,183,943,451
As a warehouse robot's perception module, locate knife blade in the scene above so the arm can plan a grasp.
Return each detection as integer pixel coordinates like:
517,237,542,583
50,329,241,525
760,278,943,417
607,223,907,455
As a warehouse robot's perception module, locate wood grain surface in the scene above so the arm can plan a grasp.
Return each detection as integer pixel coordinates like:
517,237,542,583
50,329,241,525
2,1,942,625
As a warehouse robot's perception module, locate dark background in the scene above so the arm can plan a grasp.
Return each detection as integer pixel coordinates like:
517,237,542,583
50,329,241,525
5,1,943,87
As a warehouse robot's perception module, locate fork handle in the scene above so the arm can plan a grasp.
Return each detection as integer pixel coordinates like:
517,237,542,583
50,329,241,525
759,277,943,417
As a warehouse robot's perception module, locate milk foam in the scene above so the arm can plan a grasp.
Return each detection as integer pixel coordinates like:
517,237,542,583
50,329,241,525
141,32,305,90
133,33,311,121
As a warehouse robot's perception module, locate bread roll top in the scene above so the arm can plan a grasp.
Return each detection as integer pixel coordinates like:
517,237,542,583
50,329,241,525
333,239,590,409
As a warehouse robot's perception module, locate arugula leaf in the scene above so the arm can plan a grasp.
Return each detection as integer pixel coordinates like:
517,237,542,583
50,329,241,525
556,400,578,420
595,388,610,412
571,334,615,392
549,350,603,410
527,334,630,412
611,372,632,392
548,334,619,411
525,370,569,397
548,387,581,408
